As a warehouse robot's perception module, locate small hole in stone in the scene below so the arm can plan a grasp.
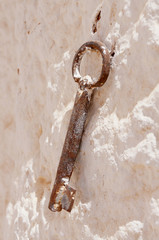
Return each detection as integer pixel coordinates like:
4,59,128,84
111,51,115,57
92,10,101,34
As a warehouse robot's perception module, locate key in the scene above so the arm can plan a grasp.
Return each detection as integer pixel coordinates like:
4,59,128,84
48,41,110,212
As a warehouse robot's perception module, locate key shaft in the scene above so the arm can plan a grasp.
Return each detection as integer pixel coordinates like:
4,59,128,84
48,89,93,212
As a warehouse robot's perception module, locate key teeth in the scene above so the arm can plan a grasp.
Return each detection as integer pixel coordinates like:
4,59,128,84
48,184,76,213
48,203,62,212
61,185,76,212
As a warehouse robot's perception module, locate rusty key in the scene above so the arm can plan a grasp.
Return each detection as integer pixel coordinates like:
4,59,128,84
48,41,110,212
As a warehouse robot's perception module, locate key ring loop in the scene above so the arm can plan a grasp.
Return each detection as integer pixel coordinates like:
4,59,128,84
72,41,110,89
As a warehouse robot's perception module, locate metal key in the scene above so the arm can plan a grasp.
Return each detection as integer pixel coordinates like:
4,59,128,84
48,41,110,212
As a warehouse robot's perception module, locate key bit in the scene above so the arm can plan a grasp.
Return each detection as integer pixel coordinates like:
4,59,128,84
48,41,110,212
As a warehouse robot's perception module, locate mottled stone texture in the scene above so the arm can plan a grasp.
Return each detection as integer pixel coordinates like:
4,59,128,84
0,0,159,239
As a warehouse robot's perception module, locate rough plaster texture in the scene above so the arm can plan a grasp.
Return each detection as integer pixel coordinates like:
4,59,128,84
0,0,159,239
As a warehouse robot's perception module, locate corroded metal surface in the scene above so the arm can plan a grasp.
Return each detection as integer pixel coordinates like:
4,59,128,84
48,89,93,212
72,41,110,89
48,41,111,212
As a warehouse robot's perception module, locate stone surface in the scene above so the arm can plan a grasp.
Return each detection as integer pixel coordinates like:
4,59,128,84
0,0,159,239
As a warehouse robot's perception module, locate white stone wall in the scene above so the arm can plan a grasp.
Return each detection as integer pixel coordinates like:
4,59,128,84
1,0,159,239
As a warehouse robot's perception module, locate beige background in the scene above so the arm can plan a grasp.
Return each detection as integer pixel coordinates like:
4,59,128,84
0,0,159,239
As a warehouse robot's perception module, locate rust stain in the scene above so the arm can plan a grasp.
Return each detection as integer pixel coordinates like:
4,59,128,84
36,177,51,201
110,2,117,25
92,10,101,34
